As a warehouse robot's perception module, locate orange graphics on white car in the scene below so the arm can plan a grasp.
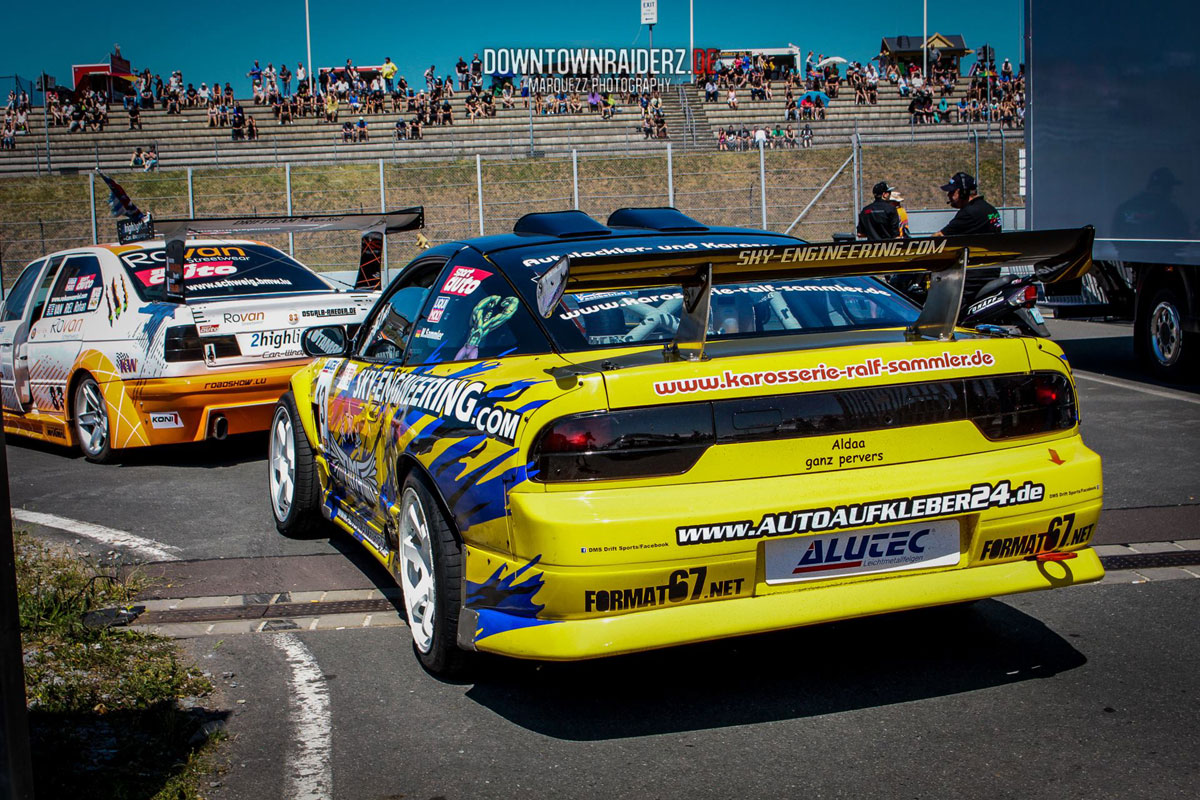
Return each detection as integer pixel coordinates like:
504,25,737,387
0,238,377,462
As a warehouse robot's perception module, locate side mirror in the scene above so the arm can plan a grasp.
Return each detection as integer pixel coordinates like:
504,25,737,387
301,325,349,357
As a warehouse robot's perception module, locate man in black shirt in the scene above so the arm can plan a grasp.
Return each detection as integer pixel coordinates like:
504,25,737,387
933,171,1002,304
857,181,902,240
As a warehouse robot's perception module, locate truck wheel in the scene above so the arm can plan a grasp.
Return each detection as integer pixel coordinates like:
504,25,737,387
269,392,325,538
1141,287,1196,381
394,472,469,677
72,375,116,463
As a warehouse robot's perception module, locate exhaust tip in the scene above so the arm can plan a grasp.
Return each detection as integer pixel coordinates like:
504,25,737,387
209,413,228,441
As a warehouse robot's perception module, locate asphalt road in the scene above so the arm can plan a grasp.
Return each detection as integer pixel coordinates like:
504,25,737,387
6,317,1200,800
191,579,1199,800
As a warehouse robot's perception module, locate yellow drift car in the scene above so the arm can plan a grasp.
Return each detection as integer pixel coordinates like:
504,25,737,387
267,208,1102,674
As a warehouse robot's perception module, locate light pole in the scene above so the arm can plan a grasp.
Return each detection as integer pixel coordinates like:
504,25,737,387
922,0,928,79
305,0,314,94
689,0,694,83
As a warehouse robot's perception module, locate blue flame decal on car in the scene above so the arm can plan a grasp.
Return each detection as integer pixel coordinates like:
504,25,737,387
466,555,556,641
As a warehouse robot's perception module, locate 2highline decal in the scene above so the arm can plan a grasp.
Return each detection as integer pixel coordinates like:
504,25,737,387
676,480,1045,546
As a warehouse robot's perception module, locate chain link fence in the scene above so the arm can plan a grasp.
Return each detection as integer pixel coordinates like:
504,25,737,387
1,133,1022,286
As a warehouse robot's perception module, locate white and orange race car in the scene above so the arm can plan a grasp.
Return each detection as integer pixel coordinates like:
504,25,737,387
0,210,422,461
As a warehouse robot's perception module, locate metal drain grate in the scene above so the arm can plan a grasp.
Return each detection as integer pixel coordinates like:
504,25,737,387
1100,551,1200,571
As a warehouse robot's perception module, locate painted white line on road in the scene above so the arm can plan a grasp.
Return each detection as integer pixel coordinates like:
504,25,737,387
271,633,333,800
13,508,182,562
1073,371,1200,406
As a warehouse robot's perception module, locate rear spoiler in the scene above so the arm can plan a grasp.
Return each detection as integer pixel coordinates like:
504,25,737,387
154,208,425,300
549,227,1094,360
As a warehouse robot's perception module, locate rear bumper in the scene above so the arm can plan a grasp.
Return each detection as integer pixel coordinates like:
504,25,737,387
461,433,1104,660
110,363,303,446
464,548,1103,661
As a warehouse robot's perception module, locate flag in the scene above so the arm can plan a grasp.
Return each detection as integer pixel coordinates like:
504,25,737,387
96,171,144,222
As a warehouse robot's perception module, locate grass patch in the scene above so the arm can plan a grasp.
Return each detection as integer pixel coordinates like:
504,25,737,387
16,532,225,799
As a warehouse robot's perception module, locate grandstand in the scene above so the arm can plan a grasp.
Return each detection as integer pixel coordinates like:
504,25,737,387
0,82,1008,177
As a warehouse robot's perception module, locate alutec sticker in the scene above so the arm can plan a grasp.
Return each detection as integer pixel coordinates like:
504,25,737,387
763,520,960,584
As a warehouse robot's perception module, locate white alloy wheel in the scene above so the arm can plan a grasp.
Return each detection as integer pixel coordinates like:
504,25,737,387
74,377,109,458
399,486,437,653
1150,299,1183,367
269,405,296,521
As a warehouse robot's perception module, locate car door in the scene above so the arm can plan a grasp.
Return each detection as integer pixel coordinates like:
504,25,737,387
0,257,60,413
26,253,107,417
318,256,447,547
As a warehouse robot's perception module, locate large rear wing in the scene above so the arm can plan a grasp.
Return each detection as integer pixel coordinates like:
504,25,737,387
546,227,1093,360
153,208,424,300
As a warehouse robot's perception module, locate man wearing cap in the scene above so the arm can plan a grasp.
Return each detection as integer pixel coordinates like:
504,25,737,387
889,188,911,239
857,181,902,240
934,171,1002,304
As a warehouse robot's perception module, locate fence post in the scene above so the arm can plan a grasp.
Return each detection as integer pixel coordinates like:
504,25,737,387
851,134,861,227
572,149,579,210
667,142,674,207
379,159,387,282
968,129,979,190
1000,127,1007,207
285,163,293,256
476,153,484,235
88,172,97,244
187,167,195,218
758,141,767,230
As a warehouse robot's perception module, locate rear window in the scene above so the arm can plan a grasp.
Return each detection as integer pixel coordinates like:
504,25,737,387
118,244,330,299
545,277,920,350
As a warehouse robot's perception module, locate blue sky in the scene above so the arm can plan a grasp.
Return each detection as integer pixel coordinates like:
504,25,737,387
1,1,1020,93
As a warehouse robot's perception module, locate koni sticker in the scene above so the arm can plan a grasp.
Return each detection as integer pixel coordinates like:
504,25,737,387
677,480,1045,546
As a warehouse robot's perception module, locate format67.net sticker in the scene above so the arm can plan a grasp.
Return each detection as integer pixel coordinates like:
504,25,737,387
764,520,960,584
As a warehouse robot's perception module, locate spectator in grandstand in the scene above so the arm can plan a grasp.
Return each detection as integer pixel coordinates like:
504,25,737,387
655,113,669,139
341,120,354,141
424,65,436,92
324,92,339,123
703,78,717,103
1,122,14,151
718,128,728,150
127,102,142,130
455,57,469,90
440,98,454,125
785,92,798,121
143,147,159,171
394,117,407,140
231,105,245,140
502,84,516,109
296,63,307,92
801,122,813,148
409,115,422,139
641,113,654,140
247,60,263,91
86,103,106,132
587,89,601,113
68,104,85,133
130,147,145,168
355,116,368,141
785,125,797,148
726,87,739,109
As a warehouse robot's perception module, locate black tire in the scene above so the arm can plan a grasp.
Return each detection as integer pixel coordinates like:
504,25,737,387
268,392,325,538
393,471,469,677
72,374,116,463
1139,286,1197,382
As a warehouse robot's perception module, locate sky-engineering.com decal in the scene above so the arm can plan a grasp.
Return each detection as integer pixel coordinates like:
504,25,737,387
676,480,1046,545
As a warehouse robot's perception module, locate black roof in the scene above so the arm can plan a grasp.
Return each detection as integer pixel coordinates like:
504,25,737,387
881,34,970,56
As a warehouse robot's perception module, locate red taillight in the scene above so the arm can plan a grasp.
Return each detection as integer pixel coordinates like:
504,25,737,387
966,372,1077,439
532,406,715,482
1023,285,1038,307
1034,378,1060,406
